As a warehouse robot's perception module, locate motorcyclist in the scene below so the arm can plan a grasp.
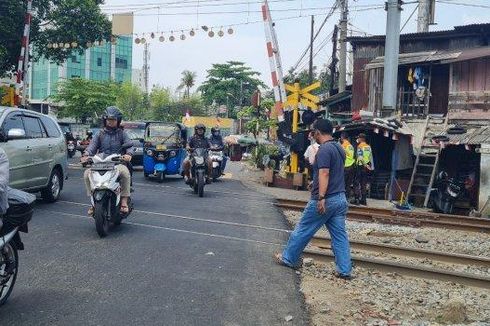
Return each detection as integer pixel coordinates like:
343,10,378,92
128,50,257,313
183,124,212,184
81,107,133,216
208,127,227,174
86,130,93,141
0,148,8,215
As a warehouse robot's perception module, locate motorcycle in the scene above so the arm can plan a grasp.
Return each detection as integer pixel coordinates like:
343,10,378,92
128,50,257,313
84,148,133,237
189,148,208,197
429,171,465,214
0,188,34,306
209,146,224,181
67,140,76,158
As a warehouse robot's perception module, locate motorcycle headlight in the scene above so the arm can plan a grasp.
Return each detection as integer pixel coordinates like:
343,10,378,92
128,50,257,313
195,157,205,165
147,150,154,156
169,151,176,157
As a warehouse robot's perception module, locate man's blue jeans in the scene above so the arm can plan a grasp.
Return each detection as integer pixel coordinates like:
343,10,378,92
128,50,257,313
282,192,352,276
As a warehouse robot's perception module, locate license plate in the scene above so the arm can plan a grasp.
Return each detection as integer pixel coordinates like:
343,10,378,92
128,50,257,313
92,163,113,170
156,144,166,150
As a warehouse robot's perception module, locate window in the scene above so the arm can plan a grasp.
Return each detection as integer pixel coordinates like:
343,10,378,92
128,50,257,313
97,58,102,66
71,75,80,78
2,113,25,135
116,57,128,69
40,116,61,138
23,116,44,138
71,56,80,63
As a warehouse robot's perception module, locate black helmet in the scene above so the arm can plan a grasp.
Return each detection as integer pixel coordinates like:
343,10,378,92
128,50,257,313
86,130,93,136
211,127,220,134
102,106,123,127
195,123,206,133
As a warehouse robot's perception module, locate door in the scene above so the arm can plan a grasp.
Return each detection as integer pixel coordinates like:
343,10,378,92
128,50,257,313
429,64,450,115
22,115,52,188
0,112,31,189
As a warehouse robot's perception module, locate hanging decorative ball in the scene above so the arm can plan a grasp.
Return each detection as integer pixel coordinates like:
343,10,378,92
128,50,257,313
169,35,175,42
52,43,58,49
180,33,186,41
159,35,165,42
218,30,224,37
227,27,234,35
99,40,105,46
141,37,146,44
47,43,53,49
111,36,117,45
151,32,155,39
63,43,70,49
86,41,92,47
58,42,64,48
190,29,195,37
208,30,215,37
134,38,140,44
71,42,78,48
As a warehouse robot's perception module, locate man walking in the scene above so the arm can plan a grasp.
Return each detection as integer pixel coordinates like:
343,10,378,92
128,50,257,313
274,119,352,279
354,133,374,206
340,132,355,201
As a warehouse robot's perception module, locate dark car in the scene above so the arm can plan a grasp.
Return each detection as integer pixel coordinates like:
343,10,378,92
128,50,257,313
121,122,145,166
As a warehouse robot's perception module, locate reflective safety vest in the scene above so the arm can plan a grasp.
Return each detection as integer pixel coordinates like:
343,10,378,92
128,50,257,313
341,140,355,168
356,142,373,168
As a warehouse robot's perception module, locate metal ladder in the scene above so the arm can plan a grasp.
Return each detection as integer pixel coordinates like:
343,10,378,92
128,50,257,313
407,114,449,207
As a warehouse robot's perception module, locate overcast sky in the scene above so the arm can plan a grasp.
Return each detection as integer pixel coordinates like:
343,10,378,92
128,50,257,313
101,0,489,91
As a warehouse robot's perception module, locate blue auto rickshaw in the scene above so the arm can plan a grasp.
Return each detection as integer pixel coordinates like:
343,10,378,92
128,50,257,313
143,122,187,182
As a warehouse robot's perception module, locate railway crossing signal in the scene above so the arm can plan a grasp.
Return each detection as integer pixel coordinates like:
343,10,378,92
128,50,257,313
284,81,320,173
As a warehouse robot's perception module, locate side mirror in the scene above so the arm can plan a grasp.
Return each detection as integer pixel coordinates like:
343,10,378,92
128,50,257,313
0,131,6,142
7,128,26,140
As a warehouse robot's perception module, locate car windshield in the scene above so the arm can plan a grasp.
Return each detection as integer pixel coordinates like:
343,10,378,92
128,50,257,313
125,128,145,140
147,124,179,145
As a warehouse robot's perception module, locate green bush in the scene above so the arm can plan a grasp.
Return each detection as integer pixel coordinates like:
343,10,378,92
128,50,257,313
252,144,279,170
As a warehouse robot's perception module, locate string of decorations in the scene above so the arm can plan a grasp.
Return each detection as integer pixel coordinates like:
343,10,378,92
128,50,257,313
133,26,234,44
46,37,118,49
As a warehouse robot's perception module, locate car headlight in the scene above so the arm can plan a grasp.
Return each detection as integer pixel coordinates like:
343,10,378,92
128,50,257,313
147,150,154,156
195,157,205,165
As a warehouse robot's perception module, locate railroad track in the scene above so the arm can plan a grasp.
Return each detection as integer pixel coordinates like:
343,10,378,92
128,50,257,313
275,199,490,233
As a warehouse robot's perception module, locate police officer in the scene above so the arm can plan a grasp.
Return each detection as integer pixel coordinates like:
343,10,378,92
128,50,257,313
340,132,355,201
354,133,373,206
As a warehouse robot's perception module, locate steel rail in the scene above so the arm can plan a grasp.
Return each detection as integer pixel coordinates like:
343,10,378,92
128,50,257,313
275,199,490,233
310,236,490,268
303,248,490,289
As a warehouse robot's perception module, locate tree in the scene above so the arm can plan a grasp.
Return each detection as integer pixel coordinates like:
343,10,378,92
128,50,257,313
52,78,117,122
0,0,111,76
177,70,197,99
198,61,267,119
284,66,331,94
116,82,146,121
237,99,276,140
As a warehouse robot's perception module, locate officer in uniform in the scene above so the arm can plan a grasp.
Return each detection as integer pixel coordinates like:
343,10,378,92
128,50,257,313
340,132,355,201
354,133,373,205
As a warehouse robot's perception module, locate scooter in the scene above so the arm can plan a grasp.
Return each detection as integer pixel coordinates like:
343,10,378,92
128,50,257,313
0,188,34,306
429,171,465,214
67,140,76,158
209,147,224,181
189,148,208,197
85,150,133,237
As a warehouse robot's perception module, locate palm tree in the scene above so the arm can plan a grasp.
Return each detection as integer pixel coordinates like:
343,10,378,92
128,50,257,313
178,70,197,98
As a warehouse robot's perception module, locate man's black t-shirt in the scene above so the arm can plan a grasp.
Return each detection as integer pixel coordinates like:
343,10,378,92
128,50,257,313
311,141,346,200
188,135,210,149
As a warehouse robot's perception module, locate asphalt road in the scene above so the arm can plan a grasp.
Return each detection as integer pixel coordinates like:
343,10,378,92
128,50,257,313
0,163,308,326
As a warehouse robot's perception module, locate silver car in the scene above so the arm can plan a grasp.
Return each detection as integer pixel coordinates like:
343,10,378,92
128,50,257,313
0,107,68,202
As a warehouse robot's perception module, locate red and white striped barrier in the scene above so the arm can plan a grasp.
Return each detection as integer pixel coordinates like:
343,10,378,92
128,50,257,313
262,1,286,122
15,0,33,106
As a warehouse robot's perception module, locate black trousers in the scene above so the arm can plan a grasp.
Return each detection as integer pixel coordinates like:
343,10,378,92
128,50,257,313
355,167,371,200
344,165,355,199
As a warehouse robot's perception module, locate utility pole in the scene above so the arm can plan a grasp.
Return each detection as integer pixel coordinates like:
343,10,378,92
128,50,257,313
143,43,149,94
329,25,339,95
381,0,402,117
417,0,430,33
338,0,348,92
308,15,314,84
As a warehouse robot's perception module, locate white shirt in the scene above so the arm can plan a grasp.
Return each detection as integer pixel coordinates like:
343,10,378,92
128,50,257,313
304,143,320,165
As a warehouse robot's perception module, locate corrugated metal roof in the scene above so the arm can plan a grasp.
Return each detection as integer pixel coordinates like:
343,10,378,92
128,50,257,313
365,50,461,70
436,126,490,145
441,46,490,63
